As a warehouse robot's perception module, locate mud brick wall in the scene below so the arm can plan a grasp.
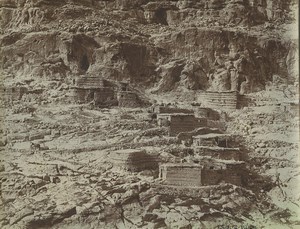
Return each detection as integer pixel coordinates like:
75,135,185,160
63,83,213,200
201,91,238,111
161,166,202,187
169,115,207,136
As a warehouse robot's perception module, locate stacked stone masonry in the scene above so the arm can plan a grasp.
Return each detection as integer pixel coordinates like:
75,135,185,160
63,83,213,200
159,161,244,187
109,149,159,172
157,113,207,136
194,146,240,161
73,77,115,106
201,91,240,111
117,91,140,108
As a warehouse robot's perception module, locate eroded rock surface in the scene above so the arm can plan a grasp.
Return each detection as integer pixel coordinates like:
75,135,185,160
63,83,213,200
0,0,299,228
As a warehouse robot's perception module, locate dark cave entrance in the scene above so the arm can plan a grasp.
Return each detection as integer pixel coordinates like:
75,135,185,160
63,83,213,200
80,54,90,72
155,8,168,25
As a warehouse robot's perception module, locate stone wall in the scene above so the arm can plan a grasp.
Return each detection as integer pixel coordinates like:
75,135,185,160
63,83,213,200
153,106,194,114
160,162,244,187
0,87,28,104
193,133,233,148
194,147,240,161
109,149,159,172
200,91,239,111
117,91,140,108
159,164,202,187
74,87,115,106
201,168,242,186
196,107,220,120
169,115,207,136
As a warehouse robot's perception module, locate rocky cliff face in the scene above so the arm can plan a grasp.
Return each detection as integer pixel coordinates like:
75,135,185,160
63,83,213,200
0,0,298,94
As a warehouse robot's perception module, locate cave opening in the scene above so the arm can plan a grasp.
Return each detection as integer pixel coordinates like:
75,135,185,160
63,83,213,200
155,8,168,25
80,54,90,72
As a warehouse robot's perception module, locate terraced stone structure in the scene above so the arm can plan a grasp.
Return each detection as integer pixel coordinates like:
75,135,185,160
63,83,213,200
73,77,115,106
109,149,159,172
201,91,240,111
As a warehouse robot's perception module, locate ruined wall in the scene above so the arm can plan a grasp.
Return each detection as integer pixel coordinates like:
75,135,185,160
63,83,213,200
196,107,220,120
194,147,240,161
160,165,202,187
201,167,242,186
117,91,140,108
154,106,194,114
169,115,207,136
74,87,115,106
1,87,28,103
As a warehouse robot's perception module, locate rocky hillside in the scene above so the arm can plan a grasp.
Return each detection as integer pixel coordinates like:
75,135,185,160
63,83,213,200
0,0,298,94
0,0,299,229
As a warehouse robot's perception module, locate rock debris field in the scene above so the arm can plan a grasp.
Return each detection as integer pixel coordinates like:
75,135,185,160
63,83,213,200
0,0,299,228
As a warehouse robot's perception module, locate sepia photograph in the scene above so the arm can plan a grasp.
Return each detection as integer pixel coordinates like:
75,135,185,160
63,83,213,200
0,0,299,228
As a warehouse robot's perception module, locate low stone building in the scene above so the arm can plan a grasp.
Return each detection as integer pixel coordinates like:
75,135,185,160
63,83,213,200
192,133,234,148
117,91,140,108
73,77,115,106
159,160,244,187
157,113,207,136
109,149,159,172
200,91,240,111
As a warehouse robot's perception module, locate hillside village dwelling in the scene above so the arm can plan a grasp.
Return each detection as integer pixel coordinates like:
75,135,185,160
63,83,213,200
109,149,159,172
200,91,240,111
157,113,207,136
73,77,115,106
159,160,244,187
